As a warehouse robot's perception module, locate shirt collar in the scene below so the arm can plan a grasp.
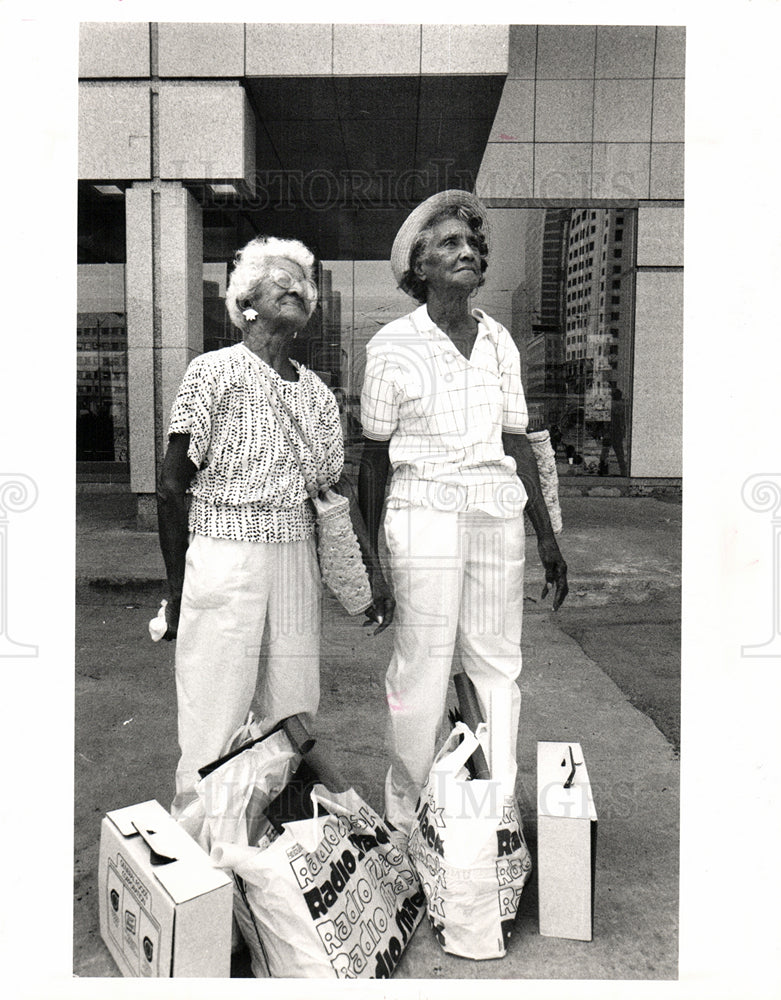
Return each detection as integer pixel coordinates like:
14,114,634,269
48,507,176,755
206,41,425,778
410,304,440,336
411,303,496,344
471,308,502,343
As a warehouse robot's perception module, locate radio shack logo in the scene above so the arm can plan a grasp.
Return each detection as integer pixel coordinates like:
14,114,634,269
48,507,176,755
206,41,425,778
110,889,119,913
124,911,137,935
143,937,154,963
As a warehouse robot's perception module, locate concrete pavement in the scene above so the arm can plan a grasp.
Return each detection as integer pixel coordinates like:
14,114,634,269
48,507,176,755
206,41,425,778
76,488,682,604
74,488,681,981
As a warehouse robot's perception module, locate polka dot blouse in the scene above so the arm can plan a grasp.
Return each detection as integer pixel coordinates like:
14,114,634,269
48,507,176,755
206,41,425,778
167,343,343,543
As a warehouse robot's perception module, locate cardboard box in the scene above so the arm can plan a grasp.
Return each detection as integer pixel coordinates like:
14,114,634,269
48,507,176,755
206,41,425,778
536,741,598,941
98,799,233,977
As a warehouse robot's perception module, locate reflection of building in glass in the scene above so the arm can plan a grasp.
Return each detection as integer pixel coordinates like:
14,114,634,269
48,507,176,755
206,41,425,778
509,206,636,471
564,208,634,446
512,209,569,428
76,314,129,463
288,263,341,387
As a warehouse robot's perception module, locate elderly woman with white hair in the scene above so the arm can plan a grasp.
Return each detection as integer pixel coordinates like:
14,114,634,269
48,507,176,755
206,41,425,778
157,234,392,815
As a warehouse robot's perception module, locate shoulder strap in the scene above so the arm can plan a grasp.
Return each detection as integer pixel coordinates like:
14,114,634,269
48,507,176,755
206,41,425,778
254,368,320,497
266,375,315,454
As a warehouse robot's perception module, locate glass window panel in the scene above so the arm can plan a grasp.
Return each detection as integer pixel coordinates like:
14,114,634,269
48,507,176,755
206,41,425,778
76,311,129,462
203,263,238,353
317,261,410,473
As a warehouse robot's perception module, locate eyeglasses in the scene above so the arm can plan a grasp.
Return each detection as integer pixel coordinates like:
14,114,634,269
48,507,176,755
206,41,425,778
268,268,318,304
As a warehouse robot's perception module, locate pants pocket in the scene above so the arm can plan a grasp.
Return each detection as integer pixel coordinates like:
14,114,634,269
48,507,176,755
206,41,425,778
182,536,241,611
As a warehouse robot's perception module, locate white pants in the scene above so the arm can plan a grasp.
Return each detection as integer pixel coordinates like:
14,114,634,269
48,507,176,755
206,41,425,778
383,507,526,834
171,533,321,816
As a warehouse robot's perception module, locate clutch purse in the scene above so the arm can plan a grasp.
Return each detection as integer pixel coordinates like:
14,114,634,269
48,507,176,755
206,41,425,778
525,429,563,535
309,488,372,615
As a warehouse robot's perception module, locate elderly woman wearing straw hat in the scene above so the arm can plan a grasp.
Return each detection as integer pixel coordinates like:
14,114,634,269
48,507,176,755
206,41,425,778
358,191,568,837
157,235,392,815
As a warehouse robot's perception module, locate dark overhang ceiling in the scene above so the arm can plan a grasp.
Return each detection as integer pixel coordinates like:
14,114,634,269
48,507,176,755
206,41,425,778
205,74,506,260
78,183,127,263
79,75,506,264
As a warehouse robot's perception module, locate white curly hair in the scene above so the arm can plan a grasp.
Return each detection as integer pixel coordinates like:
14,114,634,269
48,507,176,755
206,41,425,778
225,235,317,330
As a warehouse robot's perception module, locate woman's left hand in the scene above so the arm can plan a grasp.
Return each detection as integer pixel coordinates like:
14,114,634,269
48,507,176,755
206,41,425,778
364,569,395,635
537,536,569,610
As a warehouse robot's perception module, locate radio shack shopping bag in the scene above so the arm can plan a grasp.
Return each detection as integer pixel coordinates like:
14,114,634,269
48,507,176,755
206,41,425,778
211,784,426,978
407,722,532,960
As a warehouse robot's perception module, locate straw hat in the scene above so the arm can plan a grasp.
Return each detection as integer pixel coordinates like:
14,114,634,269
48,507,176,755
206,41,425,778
390,189,491,289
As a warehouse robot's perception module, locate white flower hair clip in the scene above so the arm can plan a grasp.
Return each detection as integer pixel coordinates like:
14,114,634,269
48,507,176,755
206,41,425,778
242,307,258,322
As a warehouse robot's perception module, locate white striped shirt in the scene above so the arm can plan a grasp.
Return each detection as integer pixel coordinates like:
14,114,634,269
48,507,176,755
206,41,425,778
168,343,343,542
361,305,528,518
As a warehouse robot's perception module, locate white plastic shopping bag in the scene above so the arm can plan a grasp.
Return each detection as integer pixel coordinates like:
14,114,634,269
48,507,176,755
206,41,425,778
211,784,426,978
408,721,532,960
173,718,303,966
176,719,300,854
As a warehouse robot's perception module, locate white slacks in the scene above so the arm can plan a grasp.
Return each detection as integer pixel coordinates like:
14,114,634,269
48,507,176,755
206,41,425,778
171,533,321,816
383,506,526,834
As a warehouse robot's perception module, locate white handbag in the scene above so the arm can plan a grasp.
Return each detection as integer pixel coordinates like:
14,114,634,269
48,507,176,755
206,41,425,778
526,428,563,534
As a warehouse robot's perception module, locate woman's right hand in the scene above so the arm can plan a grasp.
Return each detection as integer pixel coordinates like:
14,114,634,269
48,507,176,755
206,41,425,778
364,570,395,636
164,597,181,641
